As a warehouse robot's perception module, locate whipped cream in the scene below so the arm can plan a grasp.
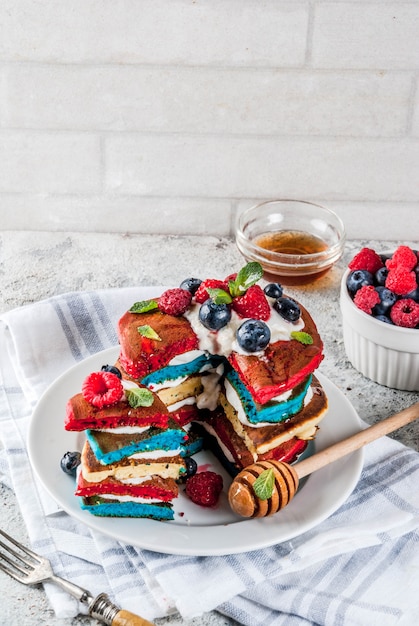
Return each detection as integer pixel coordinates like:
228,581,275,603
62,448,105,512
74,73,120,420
196,364,224,411
184,302,304,357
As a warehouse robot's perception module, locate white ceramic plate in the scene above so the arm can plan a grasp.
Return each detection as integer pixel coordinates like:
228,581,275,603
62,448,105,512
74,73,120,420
28,347,363,556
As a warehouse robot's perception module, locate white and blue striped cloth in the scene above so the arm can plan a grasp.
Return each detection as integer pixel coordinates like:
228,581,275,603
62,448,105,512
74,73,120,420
1,289,419,625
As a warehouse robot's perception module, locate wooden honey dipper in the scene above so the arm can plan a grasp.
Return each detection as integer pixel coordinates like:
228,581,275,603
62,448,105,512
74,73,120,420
228,401,419,518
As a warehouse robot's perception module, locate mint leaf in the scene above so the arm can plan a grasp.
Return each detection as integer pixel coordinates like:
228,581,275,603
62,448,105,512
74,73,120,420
207,287,233,305
126,387,154,408
137,325,161,341
290,331,313,345
253,468,275,500
229,262,263,297
129,299,159,314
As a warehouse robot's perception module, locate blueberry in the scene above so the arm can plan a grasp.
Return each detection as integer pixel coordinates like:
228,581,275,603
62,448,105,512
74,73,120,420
404,288,419,302
273,297,301,322
184,457,198,478
346,270,374,296
375,314,393,324
380,253,392,264
236,319,271,353
199,299,231,330
179,277,202,295
101,364,122,378
60,451,81,477
373,286,397,315
264,283,283,299
374,267,389,287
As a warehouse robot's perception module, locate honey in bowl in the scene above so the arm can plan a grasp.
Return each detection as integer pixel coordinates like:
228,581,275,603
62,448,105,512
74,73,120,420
235,200,345,287
253,230,331,286
254,230,328,256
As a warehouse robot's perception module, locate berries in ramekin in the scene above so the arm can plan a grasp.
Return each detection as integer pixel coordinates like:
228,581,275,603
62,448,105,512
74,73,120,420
346,245,419,328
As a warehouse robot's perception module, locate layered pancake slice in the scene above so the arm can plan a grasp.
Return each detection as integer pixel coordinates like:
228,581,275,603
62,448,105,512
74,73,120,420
224,368,313,426
65,368,190,520
228,377,328,457
76,440,186,520
197,377,328,473
65,380,170,431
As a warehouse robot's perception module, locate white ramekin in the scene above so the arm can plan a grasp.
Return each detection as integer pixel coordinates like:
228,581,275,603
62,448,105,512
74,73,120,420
340,268,419,391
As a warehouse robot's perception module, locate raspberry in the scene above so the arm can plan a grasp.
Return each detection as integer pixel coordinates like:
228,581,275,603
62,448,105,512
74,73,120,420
185,471,224,507
194,279,228,304
385,268,417,296
353,285,380,315
390,298,419,328
386,245,417,271
158,288,192,316
348,247,384,274
232,284,271,321
82,371,124,408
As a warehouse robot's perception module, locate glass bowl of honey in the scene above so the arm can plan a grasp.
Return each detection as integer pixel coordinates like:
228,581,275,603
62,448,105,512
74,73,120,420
235,199,346,285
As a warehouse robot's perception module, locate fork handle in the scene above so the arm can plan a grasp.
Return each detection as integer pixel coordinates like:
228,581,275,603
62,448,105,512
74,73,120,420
89,593,155,625
111,610,155,626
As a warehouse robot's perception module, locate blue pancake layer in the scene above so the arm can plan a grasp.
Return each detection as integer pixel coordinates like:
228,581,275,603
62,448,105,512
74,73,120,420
181,433,204,457
81,498,174,520
86,428,186,464
141,353,224,387
225,369,312,425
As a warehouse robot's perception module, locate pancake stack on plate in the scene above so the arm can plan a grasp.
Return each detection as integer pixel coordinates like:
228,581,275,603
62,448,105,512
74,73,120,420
63,262,329,520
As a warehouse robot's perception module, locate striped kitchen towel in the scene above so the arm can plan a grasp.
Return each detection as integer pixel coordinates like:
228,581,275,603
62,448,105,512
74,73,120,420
0,289,418,626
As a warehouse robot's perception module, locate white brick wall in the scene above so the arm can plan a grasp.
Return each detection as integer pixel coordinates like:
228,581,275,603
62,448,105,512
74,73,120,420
0,0,418,239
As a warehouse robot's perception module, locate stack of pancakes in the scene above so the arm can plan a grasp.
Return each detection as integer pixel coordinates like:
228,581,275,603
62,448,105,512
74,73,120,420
65,382,189,520
117,292,327,476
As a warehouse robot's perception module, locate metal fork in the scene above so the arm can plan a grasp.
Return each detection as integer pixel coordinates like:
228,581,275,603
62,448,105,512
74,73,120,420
0,528,154,625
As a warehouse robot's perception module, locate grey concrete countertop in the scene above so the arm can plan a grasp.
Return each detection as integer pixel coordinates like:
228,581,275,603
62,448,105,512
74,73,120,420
1,231,418,626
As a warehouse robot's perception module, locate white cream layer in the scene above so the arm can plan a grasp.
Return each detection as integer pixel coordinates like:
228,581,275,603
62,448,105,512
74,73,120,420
98,494,162,504
148,375,188,391
167,396,196,412
128,449,181,460
98,425,150,434
195,421,235,463
168,349,206,365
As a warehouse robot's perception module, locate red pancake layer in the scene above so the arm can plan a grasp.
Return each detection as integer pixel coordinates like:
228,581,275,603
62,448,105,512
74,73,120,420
65,388,169,431
76,472,178,501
